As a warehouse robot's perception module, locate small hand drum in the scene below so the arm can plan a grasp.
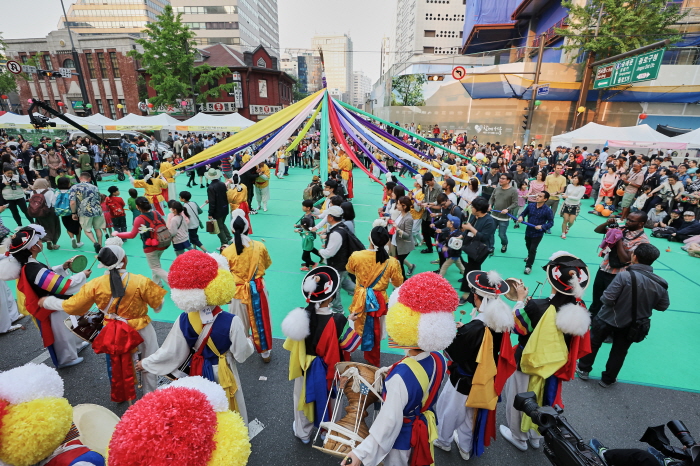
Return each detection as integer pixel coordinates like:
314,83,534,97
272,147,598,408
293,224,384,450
505,278,527,302
64,311,104,343
68,255,88,273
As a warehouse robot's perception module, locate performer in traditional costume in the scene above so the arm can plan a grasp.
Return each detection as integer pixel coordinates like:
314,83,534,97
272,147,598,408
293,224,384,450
226,172,253,234
434,270,519,460
138,250,255,423
158,150,177,201
345,272,458,466
339,150,354,200
128,165,168,215
0,226,89,368
107,376,251,466
39,237,166,402
254,162,271,212
0,247,23,334
222,209,274,362
282,265,359,443
500,251,592,452
346,225,404,366
0,363,113,466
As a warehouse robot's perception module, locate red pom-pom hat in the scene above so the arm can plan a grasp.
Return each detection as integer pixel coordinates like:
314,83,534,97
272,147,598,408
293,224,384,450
168,250,219,290
395,272,459,314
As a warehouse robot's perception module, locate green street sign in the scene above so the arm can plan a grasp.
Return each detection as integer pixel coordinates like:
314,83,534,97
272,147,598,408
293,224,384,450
593,47,665,90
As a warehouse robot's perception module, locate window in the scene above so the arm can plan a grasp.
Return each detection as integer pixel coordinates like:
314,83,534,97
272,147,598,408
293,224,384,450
62,58,75,68
97,100,105,114
85,53,96,79
107,99,116,116
174,5,237,14
257,57,266,67
109,52,120,78
193,37,240,45
258,79,268,98
119,99,127,113
423,46,435,54
424,30,436,37
20,55,28,64
97,53,108,77
43,54,54,70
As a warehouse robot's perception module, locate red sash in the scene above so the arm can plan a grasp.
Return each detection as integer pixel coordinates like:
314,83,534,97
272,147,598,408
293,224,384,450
18,267,55,347
92,320,144,403
44,440,91,466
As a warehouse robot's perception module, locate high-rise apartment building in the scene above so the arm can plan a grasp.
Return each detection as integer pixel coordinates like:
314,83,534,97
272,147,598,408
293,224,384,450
280,52,298,79
392,0,465,66
171,0,280,56
311,34,353,102
60,0,170,35
297,53,322,95
379,36,392,77
352,71,371,109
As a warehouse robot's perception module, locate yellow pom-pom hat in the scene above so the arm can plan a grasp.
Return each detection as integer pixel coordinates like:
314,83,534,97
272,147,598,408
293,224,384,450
385,272,458,352
107,376,251,466
168,250,236,312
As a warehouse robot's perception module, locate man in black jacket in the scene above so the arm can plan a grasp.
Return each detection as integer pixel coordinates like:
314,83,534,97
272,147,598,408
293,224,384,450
577,243,669,388
206,168,232,247
318,205,356,313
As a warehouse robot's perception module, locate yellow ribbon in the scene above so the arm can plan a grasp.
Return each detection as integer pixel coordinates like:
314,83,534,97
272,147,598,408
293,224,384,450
283,337,316,423
403,357,438,466
285,104,322,153
465,327,498,410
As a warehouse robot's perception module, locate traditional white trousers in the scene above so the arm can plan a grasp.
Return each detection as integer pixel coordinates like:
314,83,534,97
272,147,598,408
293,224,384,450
254,186,270,210
435,379,476,454
293,377,314,441
49,310,85,366
0,281,21,333
136,323,159,394
229,296,271,358
277,162,286,178
502,370,543,444
167,182,177,202
411,217,422,246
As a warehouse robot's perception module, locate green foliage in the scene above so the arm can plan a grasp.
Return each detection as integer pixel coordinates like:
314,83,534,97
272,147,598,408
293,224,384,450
128,5,233,107
557,0,687,61
391,74,426,106
293,80,307,102
136,75,149,102
0,33,18,94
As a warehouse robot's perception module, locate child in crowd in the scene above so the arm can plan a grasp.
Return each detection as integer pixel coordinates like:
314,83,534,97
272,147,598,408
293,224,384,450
296,199,320,227
647,203,668,228
127,146,139,171
54,168,75,187
516,181,529,215
295,216,321,271
105,186,127,234
632,185,651,213
167,200,193,256
437,214,466,277
127,188,139,225
100,193,113,237
179,190,208,253
583,179,593,199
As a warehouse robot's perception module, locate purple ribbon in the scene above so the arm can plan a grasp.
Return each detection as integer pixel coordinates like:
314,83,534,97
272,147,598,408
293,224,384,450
348,111,436,161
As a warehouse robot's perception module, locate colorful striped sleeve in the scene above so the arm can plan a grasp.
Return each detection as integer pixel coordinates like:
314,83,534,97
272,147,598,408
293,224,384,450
33,268,73,295
340,326,361,353
513,304,533,336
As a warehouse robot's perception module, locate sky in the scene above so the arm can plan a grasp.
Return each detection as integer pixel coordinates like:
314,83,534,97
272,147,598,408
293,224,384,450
0,0,395,82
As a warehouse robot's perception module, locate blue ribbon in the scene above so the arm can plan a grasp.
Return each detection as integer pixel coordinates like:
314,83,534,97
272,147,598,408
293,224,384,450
470,408,489,457
305,357,330,427
360,266,387,352
250,279,269,352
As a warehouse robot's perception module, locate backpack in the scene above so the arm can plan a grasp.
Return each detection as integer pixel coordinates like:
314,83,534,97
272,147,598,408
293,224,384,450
140,211,172,249
54,191,72,217
337,222,365,256
303,186,313,200
28,189,51,218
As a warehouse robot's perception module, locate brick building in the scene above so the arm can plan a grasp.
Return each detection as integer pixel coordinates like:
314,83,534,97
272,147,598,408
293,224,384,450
5,30,142,119
144,44,294,121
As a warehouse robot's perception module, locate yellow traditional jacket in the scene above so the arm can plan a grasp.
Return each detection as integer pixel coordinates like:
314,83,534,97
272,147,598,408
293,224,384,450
339,156,352,180
133,178,168,203
221,240,272,304
410,188,425,220
227,185,248,211
255,164,270,188
62,272,166,331
159,162,176,182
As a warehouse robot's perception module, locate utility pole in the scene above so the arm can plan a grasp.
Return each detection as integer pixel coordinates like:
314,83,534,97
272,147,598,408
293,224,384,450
60,0,91,115
572,4,604,129
522,34,546,147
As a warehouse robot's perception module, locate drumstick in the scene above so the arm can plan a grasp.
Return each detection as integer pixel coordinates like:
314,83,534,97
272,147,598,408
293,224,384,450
87,256,99,271
530,281,544,299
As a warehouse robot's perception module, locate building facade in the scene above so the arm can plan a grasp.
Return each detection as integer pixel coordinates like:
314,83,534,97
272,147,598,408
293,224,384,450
352,71,371,109
379,36,392,77
280,52,298,79
145,44,293,120
297,52,322,95
171,0,280,56
391,0,465,66
311,34,353,102
60,0,170,35
5,30,141,119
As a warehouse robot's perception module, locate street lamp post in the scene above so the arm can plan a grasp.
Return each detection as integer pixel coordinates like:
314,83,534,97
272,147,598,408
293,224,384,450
60,0,91,115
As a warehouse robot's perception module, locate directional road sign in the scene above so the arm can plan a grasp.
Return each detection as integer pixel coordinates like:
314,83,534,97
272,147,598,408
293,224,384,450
593,47,665,89
5,60,21,74
452,66,466,80
21,65,37,75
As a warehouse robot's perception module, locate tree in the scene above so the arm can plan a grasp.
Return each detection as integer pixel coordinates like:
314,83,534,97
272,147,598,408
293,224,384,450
391,74,426,106
128,6,233,108
557,0,687,61
292,80,307,102
0,33,18,95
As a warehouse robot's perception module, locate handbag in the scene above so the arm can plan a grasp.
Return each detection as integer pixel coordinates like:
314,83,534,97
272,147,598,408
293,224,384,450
206,219,219,235
461,234,489,263
625,271,651,343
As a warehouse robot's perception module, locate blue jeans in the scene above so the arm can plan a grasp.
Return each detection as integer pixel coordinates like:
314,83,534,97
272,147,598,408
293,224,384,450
497,220,509,246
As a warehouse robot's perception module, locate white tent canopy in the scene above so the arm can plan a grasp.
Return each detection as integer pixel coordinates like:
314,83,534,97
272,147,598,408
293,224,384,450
83,113,115,126
0,112,108,131
0,113,33,129
175,112,254,133
551,123,688,150
111,113,180,131
671,127,700,148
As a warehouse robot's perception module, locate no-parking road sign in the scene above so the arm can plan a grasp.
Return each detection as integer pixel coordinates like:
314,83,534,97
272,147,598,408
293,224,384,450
5,60,21,75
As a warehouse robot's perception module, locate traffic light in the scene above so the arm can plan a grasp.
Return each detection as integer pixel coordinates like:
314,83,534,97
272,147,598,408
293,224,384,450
426,75,445,81
38,70,62,78
522,108,531,130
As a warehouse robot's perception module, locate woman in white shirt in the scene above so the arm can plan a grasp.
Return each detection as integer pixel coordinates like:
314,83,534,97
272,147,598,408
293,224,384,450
28,178,61,249
560,174,586,239
457,177,481,212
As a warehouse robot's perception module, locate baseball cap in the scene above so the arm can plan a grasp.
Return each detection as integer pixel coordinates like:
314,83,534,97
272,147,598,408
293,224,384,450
326,206,344,218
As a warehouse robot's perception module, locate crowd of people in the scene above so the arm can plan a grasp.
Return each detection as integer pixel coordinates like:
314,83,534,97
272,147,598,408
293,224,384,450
0,123,692,466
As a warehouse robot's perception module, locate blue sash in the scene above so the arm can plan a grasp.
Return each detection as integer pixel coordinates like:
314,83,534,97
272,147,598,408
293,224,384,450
361,264,388,351
305,357,330,427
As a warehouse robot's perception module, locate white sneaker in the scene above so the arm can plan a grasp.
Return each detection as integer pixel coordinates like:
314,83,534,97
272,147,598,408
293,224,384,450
528,437,542,449
76,242,84,248
77,341,90,354
57,356,84,369
292,421,310,444
454,432,470,460
561,233,567,239
500,425,528,452
433,439,451,452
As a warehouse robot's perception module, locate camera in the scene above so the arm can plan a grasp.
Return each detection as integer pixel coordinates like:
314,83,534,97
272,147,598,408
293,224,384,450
641,420,697,463
514,392,605,466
